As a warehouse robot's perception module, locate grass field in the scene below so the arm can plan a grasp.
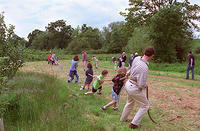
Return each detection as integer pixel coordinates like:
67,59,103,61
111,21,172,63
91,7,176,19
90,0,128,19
3,60,199,130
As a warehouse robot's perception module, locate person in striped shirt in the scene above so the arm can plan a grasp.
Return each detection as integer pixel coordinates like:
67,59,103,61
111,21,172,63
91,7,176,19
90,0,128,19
120,46,155,129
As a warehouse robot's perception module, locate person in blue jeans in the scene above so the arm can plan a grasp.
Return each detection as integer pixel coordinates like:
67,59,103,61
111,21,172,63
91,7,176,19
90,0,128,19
68,55,79,83
186,51,195,79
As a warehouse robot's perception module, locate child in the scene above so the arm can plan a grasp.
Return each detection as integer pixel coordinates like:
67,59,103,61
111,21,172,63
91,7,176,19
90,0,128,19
68,55,79,83
80,63,93,90
84,70,108,95
48,52,52,64
92,56,98,69
101,68,127,111
112,57,117,71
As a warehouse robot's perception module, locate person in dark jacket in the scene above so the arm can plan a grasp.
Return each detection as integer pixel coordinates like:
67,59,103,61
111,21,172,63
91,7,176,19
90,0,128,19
186,51,195,79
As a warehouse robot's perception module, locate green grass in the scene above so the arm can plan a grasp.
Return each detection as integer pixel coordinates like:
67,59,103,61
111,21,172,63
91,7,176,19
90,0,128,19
4,71,164,130
4,72,100,130
4,59,200,130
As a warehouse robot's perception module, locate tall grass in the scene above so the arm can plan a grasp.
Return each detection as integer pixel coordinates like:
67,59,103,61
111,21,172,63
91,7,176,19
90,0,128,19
4,72,99,130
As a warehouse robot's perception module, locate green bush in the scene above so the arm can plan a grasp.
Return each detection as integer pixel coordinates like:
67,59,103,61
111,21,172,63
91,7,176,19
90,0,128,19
195,47,200,54
124,27,152,55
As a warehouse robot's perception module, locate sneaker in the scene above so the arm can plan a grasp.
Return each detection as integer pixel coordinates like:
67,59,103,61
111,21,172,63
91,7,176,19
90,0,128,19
80,88,85,90
87,88,90,90
97,92,102,95
75,81,78,83
101,106,106,110
84,92,88,95
67,80,71,83
128,123,140,129
113,107,118,111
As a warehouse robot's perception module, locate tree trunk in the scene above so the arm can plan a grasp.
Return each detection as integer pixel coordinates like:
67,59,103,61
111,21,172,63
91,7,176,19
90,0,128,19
0,118,4,131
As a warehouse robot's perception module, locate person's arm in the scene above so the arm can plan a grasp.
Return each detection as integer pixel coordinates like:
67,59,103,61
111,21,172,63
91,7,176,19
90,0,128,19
119,76,127,81
88,73,93,77
190,58,193,67
137,71,148,90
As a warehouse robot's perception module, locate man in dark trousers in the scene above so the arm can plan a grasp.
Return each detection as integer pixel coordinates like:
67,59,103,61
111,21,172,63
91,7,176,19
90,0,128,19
120,46,155,129
186,51,195,79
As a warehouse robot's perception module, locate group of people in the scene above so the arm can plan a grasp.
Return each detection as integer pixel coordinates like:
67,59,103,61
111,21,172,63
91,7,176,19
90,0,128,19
112,52,139,71
47,51,58,65
66,47,155,129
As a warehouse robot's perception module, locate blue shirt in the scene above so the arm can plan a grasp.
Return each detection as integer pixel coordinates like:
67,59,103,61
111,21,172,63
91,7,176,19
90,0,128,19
70,60,78,71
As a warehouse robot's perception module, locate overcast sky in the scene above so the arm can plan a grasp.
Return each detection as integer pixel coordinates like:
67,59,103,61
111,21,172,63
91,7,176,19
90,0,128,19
0,0,199,39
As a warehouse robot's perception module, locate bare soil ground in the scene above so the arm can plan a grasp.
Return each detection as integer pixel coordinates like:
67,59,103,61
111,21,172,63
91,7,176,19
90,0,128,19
21,61,200,130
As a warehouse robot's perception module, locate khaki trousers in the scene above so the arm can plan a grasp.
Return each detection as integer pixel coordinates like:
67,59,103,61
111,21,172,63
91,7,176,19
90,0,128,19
120,80,150,126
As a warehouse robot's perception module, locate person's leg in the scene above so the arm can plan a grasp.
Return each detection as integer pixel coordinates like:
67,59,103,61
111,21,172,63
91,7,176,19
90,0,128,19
97,87,102,94
105,101,115,108
68,76,74,82
84,61,87,71
87,84,91,90
84,91,95,95
131,91,150,126
186,65,190,79
122,62,125,68
95,61,98,69
68,71,74,82
191,66,194,79
80,83,86,90
75,72,79,83
85,87,96,95
120,95,134,121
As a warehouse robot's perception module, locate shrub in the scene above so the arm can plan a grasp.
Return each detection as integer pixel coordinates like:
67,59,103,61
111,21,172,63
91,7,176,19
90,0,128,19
195,47,200,54
124,27,152,55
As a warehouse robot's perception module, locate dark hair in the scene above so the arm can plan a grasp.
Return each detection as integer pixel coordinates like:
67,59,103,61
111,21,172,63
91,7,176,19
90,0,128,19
73,55,79,61
188,51,192,54
144,46,155,57
87,63,92,68
102,70,108,75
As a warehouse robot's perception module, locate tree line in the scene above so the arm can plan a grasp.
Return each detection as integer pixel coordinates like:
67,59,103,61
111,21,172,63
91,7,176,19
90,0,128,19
1,0,200,63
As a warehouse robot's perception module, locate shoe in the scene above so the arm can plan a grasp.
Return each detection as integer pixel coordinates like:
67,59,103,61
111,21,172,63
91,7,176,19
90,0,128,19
128,123,140,129
101,106,106,110
87,88,90,90
113,107,118,111
67,80,71,83
75,81,78,83
80,88,85,90
186,78,189,79
97,92,102,95
84,92,88,95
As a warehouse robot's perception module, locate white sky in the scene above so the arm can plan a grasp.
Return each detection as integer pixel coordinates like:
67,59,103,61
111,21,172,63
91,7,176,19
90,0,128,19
0,0,199,39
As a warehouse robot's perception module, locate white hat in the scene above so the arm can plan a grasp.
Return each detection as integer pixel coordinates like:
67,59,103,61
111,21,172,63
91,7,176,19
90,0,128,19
135,52,138,55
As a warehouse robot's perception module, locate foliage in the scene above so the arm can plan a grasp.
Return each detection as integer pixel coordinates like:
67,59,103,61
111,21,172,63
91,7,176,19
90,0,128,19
125,27,152,55
29,20,74,50
102,22,128,53
121,0,200,32
121,0,200,63
67,24,104,54
0,12,24,117
150,6,193,63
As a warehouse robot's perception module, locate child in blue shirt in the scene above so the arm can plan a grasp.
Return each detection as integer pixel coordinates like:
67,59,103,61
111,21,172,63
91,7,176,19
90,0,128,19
68,55,79,83
80,63,93,90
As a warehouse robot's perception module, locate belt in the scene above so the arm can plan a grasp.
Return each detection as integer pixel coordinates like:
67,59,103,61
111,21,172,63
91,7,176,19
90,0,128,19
129,77,137,82
128,78,137,85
